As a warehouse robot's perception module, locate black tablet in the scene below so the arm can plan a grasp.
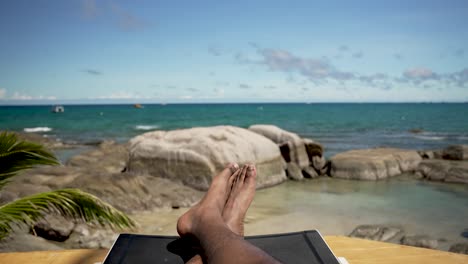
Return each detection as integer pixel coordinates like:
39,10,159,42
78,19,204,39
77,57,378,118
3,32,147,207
103,230,340,264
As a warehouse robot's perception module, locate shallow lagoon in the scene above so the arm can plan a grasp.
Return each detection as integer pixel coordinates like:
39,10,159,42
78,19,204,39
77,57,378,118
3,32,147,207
134,176,468,251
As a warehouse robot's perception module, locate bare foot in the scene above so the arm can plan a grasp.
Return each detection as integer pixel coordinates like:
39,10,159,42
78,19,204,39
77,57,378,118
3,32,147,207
222,164,257,236
177,163,239,237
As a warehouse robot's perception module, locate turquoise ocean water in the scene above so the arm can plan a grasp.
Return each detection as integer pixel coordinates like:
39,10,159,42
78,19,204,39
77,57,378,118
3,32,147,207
1,103,468,157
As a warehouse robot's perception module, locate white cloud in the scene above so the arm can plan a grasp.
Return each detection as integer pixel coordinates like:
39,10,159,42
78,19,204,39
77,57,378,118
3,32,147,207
11,92,33,100
0,88,6,99
238,47,356,82
403,67,438,80
95,91,150,100
9,92,57,100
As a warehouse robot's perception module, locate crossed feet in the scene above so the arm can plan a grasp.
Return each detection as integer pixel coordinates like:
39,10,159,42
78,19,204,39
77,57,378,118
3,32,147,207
177,163,257,239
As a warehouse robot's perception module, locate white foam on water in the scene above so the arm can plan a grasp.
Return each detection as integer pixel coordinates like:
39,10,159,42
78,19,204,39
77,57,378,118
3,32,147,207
414,135,446,141
135,125,159,131
24,127,52,133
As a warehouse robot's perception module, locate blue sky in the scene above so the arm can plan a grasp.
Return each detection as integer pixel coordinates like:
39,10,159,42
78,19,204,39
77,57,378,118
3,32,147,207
0,0,467,104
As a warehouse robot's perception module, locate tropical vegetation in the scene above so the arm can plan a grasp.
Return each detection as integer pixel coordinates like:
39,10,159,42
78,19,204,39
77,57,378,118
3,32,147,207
0,131,135,239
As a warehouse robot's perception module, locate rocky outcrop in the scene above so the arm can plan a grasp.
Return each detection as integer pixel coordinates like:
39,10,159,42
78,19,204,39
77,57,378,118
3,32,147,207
67,141,128,174
249,125,310,168
5,167,202,213
127,126,287,190
441,145,468,160
349,225,445,251
330,148,422,180
0,233,64,252
349,225,404,243
400,235,438,249
248,125,327,178
304,139,328,176
416,160,468,184
12,131,73,149
68,172,202,212
5,138,203,212
64,224,118,249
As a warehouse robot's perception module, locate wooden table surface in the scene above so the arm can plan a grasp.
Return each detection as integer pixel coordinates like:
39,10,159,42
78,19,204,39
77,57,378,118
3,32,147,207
0,236,467,264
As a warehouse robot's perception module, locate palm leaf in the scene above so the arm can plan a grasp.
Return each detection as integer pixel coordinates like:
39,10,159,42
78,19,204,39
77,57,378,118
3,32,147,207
0,131,59,190
0,188,136,239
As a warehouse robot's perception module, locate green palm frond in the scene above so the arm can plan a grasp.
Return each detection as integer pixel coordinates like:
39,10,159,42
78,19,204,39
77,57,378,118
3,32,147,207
0,188,136,239
0,131,60,189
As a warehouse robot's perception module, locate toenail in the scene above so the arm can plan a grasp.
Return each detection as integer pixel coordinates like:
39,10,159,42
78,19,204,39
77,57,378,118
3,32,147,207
229,163,239,172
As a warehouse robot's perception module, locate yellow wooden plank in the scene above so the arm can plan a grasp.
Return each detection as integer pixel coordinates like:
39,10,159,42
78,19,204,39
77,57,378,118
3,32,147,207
0,249,107,264
325,236,468,264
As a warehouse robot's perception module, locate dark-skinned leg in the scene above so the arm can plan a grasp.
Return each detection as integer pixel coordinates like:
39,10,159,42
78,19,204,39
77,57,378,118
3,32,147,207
177,164,281,264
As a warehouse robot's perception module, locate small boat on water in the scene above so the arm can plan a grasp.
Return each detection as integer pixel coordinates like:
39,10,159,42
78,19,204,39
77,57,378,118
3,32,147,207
134,104,144,109
51,105,64,113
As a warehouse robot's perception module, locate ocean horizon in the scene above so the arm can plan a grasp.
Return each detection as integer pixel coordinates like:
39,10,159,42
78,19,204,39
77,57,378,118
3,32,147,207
2,103,468,158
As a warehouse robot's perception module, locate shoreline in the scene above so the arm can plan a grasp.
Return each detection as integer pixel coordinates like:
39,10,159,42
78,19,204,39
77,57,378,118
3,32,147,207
130,177,468,251
1,127,468,254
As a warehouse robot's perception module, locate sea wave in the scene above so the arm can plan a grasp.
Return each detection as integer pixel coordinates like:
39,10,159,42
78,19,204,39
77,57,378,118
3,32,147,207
24,127,52,133
135,125,159,131
414,135,446,141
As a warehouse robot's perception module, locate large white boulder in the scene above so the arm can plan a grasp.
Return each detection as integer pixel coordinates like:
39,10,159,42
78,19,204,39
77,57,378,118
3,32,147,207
330,148,422,180
127,126,286,190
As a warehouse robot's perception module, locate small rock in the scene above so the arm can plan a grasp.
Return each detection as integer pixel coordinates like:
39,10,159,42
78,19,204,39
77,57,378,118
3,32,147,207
449,243,468,255
417,159,468,184
409,128,424,134
417,150,435,159
302,167,319,179
312,156,327,173
442,145,468,160
286,163,303,180
32,215,75,242
414,171,424,179
65,227,118,249
303,139,324,160
401,235,438,249
349,225,403,242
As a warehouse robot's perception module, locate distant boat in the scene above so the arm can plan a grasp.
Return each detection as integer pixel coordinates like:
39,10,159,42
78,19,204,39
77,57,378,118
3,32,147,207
134,104,144,109
51,105,64,113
